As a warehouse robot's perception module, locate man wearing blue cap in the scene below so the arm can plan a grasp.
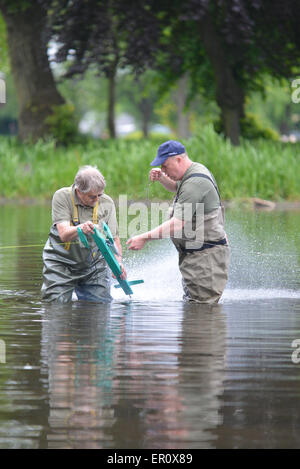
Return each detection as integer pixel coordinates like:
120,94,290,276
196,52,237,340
127,140,230,304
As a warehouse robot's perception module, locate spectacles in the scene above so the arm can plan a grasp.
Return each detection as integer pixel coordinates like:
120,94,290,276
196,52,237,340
86,193,102,202
78,190,102,201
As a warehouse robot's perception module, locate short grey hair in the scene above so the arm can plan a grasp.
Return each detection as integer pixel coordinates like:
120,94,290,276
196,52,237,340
74,165,106,193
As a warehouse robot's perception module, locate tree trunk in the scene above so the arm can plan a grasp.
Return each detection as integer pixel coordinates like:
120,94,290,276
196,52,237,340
199,15,244,145
0,2,65,142
139,97,152,138
175,73,190,139
107,69,116,139
221,108,241,145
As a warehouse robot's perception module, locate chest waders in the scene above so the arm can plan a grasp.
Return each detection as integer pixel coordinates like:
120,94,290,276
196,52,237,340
170,172,230,304
41,189,112,304
171,172,227,252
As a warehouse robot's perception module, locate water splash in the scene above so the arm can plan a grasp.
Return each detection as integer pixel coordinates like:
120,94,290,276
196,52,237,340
222,288,300,303
113,242,182,302
113,239,300,303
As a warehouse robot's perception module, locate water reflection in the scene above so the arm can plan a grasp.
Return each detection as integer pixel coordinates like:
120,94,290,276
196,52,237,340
0,206,300,448
176,303,226,448
214,300,300,448
41,303,118,448
41,302,226,449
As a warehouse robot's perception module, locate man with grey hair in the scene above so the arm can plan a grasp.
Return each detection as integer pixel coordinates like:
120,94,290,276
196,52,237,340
41,165,125,303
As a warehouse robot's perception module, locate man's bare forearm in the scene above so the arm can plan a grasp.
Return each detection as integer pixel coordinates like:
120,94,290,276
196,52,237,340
159,174,177,192
57,221,95,242
140,217,184,240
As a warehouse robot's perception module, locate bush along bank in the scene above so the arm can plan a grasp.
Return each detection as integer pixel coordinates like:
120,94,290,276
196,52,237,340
0,125,299,202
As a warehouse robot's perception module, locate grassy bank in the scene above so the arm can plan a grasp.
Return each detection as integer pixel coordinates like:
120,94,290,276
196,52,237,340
0,125,299,201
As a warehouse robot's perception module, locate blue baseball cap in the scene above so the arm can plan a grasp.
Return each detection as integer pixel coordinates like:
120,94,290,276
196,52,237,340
150,140,185,166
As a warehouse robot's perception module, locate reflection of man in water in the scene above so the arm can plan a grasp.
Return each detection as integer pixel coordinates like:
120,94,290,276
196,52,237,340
178,303,226,447
41,165,125,303
41,304,117,448
127,140,229,304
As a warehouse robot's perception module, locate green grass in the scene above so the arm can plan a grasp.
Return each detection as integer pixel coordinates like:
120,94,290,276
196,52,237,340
0,125,299,201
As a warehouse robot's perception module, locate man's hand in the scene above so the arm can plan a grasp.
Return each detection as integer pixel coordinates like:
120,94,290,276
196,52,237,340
126,235,148,251
119,262,127,280
112,261,127,280
149,168,163,182
80,221,95,235
149,168,177,192
113,254,127,280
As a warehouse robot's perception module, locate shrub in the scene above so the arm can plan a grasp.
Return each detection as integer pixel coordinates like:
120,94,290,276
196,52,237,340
214,112,280,141
45,103,83,145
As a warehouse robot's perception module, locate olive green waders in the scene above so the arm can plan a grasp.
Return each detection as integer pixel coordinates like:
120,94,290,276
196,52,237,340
171,168,230,304
41,226,112,303
177,242,230,304
41,194,112,304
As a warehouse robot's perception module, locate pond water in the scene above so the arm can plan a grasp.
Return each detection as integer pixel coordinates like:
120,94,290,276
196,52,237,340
0,205,299,449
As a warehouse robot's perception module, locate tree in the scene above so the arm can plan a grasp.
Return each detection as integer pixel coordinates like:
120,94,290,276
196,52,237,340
116,70,159,138
133,0,300,144
176,0,300,144
50,0,160,138
40,0,300,145
0,0,65,141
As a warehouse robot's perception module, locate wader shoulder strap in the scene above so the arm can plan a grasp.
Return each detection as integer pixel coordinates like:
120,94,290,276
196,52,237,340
174,172,221,204
92,202,98,224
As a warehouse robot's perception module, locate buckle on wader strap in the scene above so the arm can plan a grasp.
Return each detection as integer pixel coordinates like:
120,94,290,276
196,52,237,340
183,237,227,253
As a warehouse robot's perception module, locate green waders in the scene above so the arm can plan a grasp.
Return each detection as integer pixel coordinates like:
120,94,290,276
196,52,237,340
171,171,230,304
41,194,112,304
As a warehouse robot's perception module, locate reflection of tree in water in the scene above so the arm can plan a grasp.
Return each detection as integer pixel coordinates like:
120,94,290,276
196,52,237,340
213,302,300,449
0,205,50,297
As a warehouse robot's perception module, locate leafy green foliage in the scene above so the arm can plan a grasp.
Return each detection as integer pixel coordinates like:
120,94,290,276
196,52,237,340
214,112,279,141
0,13,9,74
45,103,81,145
239,114,279,141
2,1,300,144
0,126,298,201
